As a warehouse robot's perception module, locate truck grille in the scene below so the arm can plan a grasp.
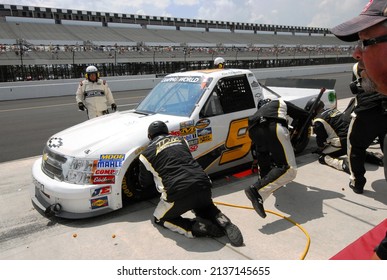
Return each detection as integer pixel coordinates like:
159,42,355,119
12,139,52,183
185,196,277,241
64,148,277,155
41,146,67,180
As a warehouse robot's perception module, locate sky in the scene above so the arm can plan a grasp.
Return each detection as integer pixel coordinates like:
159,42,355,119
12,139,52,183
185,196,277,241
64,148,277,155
4,0,368,29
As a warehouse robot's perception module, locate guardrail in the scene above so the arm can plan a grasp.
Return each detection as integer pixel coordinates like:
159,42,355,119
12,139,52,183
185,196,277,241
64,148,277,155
0,64,352,101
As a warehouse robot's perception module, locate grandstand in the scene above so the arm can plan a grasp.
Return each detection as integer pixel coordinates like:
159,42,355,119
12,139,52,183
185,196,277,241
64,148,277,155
0,4,355,82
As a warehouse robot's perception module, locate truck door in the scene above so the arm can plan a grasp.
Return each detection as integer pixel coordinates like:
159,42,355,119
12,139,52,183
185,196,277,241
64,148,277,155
194,74,257,173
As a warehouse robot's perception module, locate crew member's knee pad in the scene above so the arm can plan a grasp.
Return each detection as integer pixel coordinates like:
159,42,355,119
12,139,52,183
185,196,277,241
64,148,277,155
275,164,296,181
285,165,297,181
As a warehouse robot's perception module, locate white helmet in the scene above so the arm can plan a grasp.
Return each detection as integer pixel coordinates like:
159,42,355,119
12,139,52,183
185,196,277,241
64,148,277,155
214,57,225,68
85,65,99,80
86,65,98,74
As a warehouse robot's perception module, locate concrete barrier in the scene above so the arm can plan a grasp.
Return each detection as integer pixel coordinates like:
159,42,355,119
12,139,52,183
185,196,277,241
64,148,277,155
0,64,352,101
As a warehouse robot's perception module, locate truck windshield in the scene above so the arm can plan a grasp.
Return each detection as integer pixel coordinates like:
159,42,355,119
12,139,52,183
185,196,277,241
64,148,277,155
135,76,209,117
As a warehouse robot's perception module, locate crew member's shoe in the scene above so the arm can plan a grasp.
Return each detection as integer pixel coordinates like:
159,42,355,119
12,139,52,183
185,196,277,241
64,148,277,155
349,177,366,194
244,185,266,218
192,218,225,238
214,213,244,247
318,154,327,165
342,158,350,174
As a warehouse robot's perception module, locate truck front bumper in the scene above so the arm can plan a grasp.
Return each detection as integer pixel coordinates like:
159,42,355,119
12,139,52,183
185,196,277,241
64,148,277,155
31,158,120,219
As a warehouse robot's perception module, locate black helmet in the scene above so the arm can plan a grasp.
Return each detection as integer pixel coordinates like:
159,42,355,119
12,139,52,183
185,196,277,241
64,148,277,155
148,121,169,140
257,98,271,109
305,97,324,113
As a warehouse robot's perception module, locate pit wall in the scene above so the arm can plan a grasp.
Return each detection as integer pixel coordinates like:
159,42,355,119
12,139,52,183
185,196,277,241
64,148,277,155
0,64,352,101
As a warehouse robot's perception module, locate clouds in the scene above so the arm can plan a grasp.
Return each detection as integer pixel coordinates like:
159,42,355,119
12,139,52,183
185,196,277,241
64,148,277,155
308,0,365,28
5,0,368,28
200,0,364,28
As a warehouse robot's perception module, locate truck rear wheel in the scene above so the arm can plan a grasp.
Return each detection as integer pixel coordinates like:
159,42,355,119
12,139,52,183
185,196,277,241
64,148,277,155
292,126,311,154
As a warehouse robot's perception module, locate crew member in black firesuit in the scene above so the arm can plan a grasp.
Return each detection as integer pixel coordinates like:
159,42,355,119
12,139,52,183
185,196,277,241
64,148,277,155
244,98,309,218
331,0,387,259
313,97,383,174
312,97,351,173
347,62,387,194
138,120,244,246
76,65,117,119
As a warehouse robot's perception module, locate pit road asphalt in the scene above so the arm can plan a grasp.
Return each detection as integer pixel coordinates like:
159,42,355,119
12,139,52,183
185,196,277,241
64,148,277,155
0,92,386,260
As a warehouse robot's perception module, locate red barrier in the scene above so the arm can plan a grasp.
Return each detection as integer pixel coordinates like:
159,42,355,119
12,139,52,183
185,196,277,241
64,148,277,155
330,218,387,260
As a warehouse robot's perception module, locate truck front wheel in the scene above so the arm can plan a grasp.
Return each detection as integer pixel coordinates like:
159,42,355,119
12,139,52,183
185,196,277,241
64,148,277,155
121,158,158,205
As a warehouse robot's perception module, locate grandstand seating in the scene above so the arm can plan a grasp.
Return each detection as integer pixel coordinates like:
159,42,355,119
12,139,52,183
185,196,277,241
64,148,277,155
0,4,356,81
0,20,353,66
0,21,345,47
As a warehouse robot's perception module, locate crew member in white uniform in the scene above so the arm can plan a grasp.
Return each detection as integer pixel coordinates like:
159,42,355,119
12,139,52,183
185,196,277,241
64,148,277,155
213,57,225,69
76,65,116,119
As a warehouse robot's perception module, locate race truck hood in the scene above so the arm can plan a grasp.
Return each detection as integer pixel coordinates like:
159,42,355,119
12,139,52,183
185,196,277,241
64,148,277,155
45,111,186,158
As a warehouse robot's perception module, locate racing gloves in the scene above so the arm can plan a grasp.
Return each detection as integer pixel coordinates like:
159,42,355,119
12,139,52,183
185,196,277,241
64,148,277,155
78,102,85,111
111,103,117,112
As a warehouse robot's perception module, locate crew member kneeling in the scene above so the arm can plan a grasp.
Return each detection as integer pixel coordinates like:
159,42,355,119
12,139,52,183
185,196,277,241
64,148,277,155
139,121,244,246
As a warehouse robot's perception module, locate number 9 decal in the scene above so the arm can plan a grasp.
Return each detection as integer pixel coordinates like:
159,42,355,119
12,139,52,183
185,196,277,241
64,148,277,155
219,118,252,165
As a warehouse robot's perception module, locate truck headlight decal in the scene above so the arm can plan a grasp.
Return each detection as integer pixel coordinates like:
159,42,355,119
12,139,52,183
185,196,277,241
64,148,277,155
64,159,95,185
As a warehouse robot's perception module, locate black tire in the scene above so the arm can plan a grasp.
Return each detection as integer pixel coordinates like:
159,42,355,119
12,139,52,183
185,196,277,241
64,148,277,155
291,126,311,154
121,158,158,205
293,132,310,154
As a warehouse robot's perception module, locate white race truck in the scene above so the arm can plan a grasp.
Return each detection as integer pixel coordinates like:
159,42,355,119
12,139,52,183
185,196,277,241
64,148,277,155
31,68,337,218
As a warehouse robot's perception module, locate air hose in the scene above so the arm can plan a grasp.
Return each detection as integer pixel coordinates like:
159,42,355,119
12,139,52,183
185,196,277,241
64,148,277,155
214,200,311,260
